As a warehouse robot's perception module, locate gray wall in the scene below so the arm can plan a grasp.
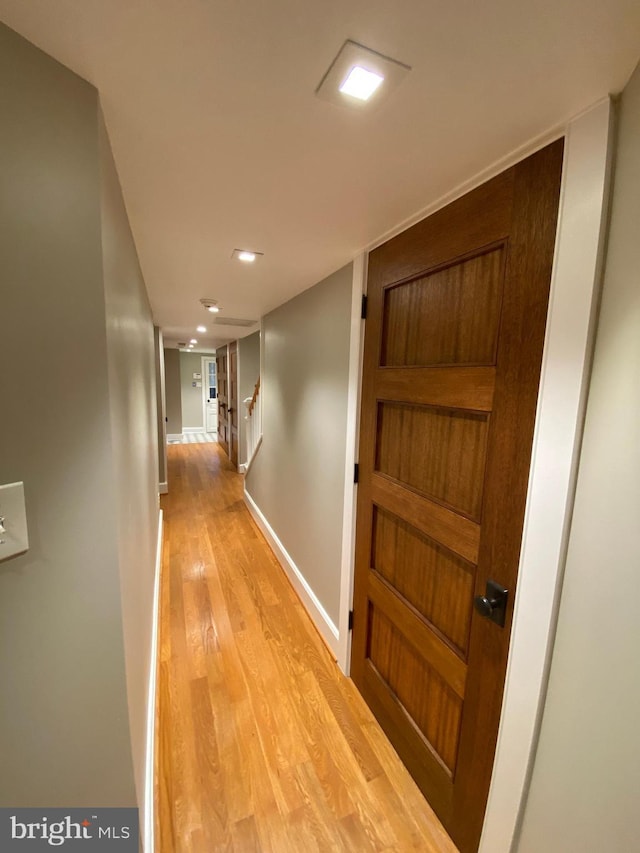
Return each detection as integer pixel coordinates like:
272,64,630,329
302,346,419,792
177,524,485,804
99,108,159,817
245,264,353,626
517,64,640,853
180,351,216,430
238,331,261,466
163,348,182,435
0,22,138,807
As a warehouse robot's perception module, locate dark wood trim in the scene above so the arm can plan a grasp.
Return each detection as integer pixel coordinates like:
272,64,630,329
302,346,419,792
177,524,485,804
368,571,467,698
371,475,481,564
362,661,455,818
375,366,495,411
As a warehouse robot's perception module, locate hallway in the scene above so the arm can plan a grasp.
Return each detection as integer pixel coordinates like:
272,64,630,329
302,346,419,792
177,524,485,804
156,443,457,852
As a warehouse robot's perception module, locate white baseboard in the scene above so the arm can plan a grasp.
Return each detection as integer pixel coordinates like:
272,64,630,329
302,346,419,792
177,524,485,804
243,488,339,657
238,463,247,474
158,481,168,495
182,426,203,434
166,433,182,442
144,509,163,852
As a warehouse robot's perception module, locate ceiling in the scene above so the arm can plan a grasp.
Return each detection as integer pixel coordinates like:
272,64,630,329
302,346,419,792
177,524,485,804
1,1,639,352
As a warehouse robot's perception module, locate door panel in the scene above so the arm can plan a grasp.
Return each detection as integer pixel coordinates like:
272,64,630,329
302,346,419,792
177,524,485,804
376,402,490,519
381,246,505,367
368,606,463,772
351,140,564,853
371,507,475,656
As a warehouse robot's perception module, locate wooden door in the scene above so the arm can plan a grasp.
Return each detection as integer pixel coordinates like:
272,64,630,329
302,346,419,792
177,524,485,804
351,141,564,853
228,340,239,467
216,345,229,454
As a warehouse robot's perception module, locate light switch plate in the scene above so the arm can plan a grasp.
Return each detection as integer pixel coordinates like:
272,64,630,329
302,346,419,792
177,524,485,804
0,482,29,561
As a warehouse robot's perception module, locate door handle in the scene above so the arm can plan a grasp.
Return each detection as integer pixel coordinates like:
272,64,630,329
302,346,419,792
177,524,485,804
473,580,508,627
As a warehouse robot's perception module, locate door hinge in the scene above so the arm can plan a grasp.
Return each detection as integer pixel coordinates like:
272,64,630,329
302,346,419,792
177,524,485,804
354,463,359,484
348,609,354,631
361,294,368,319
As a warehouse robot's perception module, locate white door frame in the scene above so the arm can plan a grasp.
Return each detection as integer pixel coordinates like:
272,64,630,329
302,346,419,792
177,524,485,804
479,98,614,853
338,98,614,853
337,255,367,671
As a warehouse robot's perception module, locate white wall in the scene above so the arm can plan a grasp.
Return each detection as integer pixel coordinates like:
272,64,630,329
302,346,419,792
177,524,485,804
516,65,640,853
99,107,159,821
245,264,353,633
0,22,137,806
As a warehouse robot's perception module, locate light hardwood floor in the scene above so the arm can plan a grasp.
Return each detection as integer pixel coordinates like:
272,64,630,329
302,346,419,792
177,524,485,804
156,442,458,852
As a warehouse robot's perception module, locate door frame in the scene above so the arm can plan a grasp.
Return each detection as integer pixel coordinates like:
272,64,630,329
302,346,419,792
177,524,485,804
338,98,614,852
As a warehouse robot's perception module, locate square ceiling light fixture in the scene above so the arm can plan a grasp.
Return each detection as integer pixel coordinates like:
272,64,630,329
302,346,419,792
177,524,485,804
316,40,411,109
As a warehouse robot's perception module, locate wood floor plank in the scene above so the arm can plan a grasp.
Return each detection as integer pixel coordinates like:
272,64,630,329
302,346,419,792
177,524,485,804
190,676,232,851
230,815,261,852
156,442,458,851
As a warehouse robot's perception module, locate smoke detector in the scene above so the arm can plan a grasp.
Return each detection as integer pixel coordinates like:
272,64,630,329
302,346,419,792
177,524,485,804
200,298,220,313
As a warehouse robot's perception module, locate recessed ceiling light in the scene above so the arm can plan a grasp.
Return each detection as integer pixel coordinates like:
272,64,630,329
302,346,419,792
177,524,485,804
232,248,264,263
190,338,198,344
339,66,384,101
316,40,410,110
208,305,220,313
196,325,207,333
188,344,194,348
